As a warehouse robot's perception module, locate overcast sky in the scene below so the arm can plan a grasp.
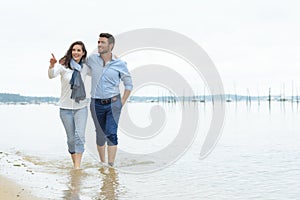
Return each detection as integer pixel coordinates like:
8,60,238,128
1,0,299,96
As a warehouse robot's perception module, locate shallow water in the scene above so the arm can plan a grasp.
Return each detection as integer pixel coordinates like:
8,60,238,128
1,102,300,199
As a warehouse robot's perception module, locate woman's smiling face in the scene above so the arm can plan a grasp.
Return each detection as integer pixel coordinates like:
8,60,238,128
72,44,85,63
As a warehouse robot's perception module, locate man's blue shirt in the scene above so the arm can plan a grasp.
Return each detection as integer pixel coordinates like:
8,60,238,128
87,53,133,99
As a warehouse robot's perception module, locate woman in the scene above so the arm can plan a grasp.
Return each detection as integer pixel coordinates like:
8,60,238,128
48,41,88,169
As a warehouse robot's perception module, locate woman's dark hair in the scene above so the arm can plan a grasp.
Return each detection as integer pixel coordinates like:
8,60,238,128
59,41,87,69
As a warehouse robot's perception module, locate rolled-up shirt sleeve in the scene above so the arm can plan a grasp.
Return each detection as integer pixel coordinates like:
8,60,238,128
120,62,133,91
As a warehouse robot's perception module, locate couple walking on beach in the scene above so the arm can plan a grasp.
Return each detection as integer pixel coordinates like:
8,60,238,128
48,33,133,169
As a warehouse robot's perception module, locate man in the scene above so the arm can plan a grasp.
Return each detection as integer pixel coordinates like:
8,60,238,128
87,33,133,167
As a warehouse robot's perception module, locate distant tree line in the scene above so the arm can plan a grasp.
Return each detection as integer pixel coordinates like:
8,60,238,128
0,93,59,103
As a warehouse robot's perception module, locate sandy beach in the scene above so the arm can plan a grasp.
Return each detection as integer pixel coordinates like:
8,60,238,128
0,175,42,200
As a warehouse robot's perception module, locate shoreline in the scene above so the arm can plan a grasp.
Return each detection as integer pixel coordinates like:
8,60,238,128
0,175,42,200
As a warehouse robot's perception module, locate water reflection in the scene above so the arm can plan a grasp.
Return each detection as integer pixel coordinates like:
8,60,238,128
64,169,83,200
96,167,119,200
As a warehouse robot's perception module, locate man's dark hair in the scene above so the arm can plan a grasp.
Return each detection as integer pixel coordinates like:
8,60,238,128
99,33,115,50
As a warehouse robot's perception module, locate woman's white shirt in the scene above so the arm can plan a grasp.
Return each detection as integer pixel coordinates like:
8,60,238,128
48,64,89,109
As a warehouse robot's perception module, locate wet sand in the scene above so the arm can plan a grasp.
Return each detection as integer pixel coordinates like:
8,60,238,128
0,175,42,200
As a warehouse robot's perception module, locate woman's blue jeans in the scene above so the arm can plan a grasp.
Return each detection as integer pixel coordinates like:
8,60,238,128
59,107,88,154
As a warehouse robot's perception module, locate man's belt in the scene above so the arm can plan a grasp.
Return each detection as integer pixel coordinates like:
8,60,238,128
94,95,119,105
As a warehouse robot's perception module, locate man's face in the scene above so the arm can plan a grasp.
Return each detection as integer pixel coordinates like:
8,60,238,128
98,37,111,54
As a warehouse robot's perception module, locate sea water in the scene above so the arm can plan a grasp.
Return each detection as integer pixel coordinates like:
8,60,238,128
0,101,300,200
